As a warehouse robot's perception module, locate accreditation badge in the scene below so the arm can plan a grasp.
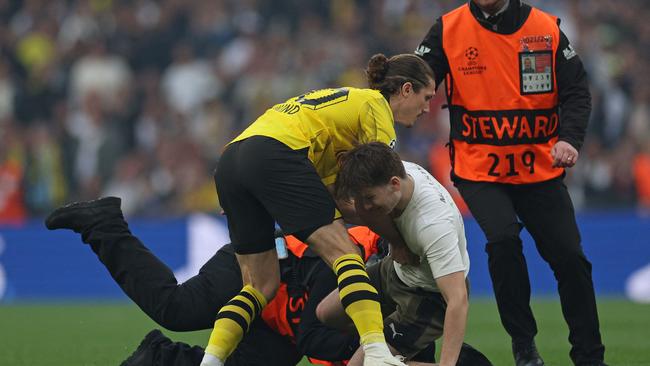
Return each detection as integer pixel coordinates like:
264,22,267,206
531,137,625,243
519,51,553,95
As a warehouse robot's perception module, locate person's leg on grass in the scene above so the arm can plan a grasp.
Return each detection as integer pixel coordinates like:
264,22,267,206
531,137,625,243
122,319,301,366
202,139,280,366
456,180,543,366
121,329,204,366
45,197,242,331
201,251,277,366
513,179,604,365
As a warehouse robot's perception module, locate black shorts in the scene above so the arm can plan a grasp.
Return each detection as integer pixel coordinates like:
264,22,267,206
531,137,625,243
214,136,336,254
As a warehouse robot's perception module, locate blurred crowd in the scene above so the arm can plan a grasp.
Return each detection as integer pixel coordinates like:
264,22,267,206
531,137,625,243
0,0,648,224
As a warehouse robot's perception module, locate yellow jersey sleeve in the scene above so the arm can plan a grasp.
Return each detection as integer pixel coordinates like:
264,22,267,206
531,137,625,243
318,94,396,186
358,97,398,148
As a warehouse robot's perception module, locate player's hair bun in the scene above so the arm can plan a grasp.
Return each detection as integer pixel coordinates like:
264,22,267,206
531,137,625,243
366,53,390,88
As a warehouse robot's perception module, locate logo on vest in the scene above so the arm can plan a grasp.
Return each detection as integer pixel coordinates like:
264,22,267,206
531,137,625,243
458,46,486,75
464,47,479,61
563,44,577,60
415,45,431,56
519,34,553,52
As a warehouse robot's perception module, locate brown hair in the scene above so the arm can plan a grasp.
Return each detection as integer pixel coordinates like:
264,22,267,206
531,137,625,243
366,53,435,98
335,142,406,200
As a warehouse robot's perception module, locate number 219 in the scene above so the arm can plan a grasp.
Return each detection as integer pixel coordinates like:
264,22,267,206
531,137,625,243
487,151,535,177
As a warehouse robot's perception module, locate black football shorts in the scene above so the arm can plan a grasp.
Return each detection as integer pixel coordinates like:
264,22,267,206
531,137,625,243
214,136,336,254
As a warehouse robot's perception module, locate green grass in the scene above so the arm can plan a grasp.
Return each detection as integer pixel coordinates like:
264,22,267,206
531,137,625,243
464,298,650,366
1,298,648,365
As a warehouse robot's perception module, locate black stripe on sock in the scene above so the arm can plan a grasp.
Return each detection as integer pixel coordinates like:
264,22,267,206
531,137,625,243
239,291,262,316
229,299,254,319
337,256,363,266
336,263,365,277
337,257,364,268
338,274,371,290
215,310,249,331
340,290,380,309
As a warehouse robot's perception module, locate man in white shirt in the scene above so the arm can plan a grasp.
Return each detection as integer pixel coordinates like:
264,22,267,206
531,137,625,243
317,142,483,366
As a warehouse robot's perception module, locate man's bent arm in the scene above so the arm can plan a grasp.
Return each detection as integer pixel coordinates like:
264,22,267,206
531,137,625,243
354,200,419,265
435,271,468,366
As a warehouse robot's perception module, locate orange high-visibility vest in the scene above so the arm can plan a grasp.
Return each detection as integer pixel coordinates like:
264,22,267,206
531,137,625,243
442,4,562,184
261,227,380,365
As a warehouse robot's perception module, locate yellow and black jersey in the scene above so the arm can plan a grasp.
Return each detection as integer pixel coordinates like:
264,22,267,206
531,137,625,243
231,87,396,186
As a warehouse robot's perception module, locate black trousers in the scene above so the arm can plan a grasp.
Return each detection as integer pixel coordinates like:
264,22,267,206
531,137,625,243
81,219,302,366
456,177,605,365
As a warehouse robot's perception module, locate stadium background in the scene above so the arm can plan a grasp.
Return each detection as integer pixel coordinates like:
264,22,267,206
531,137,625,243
0,0,649,365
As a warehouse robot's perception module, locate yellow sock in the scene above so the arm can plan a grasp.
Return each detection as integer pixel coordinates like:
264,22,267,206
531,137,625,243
204,285,267,360
333,253,386,345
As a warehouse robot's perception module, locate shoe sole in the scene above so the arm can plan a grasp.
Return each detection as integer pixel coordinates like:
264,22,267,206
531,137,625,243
45,197,121,230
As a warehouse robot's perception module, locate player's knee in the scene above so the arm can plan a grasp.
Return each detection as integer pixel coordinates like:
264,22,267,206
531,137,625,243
315,292,349,331
485,234,522,257
315,301,328,325
306,223,359,266
551,249,592,277
315,296,341,327
149,309,194,332
293,222,330,243
484,223,522,253
146,294,199,331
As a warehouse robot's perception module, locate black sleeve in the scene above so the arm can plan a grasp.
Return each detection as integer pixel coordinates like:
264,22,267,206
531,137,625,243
295,262,358,361
555,27,591,151
415,17,449,90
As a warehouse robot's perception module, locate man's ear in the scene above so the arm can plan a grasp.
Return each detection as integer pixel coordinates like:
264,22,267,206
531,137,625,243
390,176,401,191
400,82,413,96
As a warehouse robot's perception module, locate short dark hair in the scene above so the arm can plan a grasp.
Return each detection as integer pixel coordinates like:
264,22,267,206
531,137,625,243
335,142,406,200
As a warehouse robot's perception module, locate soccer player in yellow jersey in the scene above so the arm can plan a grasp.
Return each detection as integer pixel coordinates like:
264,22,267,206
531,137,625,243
202,53,436,366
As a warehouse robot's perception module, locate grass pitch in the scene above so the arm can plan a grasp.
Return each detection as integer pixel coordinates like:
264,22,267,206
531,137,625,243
1,298,648,365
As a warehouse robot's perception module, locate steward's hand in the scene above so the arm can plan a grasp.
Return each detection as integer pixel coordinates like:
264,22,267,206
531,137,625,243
551,141,579,168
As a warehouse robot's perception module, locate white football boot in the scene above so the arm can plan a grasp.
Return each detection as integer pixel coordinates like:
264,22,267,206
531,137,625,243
363,343,407,366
